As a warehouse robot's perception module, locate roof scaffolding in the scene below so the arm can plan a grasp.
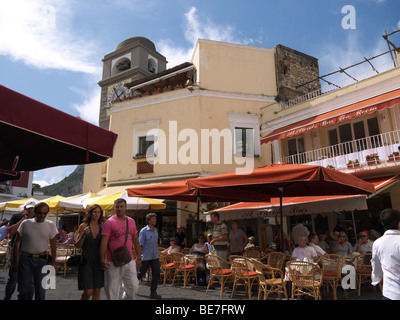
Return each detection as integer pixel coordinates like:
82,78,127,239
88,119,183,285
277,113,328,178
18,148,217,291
295,29,399,91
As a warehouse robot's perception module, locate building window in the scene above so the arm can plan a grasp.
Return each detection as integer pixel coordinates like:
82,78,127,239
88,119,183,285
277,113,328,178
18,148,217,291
148,60,155,73
228,112,261,158
287,137,306,163
135,135,154,158
327,116,381,154
131,120,160,160
148,55,158,74
235,128,254,157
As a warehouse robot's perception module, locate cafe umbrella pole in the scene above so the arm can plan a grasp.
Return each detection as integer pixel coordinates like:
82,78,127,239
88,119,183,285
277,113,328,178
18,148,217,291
279,186,284,252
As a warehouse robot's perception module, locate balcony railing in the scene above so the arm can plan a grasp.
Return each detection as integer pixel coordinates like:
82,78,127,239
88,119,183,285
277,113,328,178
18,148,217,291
281,129,400,170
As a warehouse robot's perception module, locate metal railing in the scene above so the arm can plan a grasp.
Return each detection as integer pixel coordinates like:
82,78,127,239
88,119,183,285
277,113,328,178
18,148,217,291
281,129,400,169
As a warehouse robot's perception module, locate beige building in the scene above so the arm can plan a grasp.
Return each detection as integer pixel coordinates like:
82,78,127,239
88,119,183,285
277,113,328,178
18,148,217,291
83,37,319,242
260,50,400,241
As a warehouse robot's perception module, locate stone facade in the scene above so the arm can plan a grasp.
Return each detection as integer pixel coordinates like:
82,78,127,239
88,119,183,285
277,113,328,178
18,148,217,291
275,44,320,103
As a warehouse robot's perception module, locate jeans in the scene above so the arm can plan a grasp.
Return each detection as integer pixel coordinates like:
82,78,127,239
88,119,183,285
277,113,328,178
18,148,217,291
137,259,160,292
104,260,138,300
18,255,48,300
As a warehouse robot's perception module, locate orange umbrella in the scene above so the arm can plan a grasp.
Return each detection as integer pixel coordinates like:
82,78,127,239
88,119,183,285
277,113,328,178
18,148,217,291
127,179,271,203
187,163,375,250
127,180,271,237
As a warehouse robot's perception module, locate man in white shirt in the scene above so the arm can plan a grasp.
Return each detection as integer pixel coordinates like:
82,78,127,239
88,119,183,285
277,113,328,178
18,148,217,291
371,208,400,300
291,236,318,262
308,233,327,257
12,202,58,300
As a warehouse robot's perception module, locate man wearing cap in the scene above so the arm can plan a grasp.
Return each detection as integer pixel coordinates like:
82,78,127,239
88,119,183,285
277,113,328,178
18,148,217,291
12,202,58,300
3,200,35,300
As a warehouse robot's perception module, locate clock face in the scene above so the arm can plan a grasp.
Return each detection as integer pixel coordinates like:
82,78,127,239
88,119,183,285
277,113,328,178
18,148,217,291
107,81,130,107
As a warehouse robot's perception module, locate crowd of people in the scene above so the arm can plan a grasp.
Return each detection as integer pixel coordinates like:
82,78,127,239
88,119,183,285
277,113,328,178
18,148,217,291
1,199,400,301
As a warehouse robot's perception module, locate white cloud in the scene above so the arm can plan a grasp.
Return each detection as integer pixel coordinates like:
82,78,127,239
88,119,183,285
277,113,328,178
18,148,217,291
184,7,237,46
0,0,100,74
71,85,101,125
158,7,242,68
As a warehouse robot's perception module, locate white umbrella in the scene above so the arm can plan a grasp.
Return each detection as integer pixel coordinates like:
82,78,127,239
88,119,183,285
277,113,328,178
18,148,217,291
84,190,166,211
58,192,100,210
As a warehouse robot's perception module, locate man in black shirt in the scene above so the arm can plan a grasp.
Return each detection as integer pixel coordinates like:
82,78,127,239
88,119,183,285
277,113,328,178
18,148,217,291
175,225,187,249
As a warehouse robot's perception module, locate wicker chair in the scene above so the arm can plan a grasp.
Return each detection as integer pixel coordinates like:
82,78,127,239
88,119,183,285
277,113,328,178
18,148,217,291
159,253,176,286
55,244,75,277
170,252,184,286
251,258,288,300
229,255,258,299
351,253,373,296
320,255,345,300
0,244,9,270
172,254,198,289
286,260,323,300
242,246,263,259
262,252,286,267
205,254,234,298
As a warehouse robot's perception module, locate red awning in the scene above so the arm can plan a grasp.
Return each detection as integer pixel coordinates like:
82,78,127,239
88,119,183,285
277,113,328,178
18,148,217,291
205,194,368,219
365,174,400,197
0,85,118,172
261,88,400,144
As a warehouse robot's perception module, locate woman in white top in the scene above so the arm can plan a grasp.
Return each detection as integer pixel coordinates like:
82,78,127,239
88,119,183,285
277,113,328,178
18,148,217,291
189,234,209,255
189,234,209,283
162,237,182,256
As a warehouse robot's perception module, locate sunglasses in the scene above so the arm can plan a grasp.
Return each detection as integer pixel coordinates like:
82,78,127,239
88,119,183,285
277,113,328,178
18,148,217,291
359,235,367,237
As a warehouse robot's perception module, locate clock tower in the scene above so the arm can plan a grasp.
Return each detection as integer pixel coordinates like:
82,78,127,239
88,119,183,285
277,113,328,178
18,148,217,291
98,37,168,129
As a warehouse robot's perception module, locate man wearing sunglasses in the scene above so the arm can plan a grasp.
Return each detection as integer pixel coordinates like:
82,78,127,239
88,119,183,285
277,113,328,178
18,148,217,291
11,202,58,300
354,231,373,254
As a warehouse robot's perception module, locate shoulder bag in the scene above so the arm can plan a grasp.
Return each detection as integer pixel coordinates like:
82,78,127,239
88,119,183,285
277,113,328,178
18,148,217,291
108,218,131,267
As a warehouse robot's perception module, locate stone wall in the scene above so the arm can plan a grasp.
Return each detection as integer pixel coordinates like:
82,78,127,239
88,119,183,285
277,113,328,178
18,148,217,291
275,44,321,103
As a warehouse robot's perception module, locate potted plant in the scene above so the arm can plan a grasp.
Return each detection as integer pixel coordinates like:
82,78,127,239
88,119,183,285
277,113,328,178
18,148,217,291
347,159,360,169
388,151,400,162
365,153,380,165
326,164,335,170
134,153,147,159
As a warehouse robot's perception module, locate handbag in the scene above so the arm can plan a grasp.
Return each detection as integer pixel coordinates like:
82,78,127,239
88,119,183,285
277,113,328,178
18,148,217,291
67,253,87,267
108,218,131,267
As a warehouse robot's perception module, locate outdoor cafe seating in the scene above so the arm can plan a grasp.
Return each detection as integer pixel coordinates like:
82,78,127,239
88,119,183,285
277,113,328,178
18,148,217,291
171,253,198,289
229,255,258,300
242,246,264,259
260,252,287,278
0,241,9,270
204,254,234,298
350,253,373,296
320,254,346,300
251,258,288,300
286,260,323,300
54,244,76,277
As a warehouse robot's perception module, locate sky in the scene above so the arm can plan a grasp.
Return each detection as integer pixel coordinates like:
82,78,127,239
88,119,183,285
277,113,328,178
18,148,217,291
0,0,399,187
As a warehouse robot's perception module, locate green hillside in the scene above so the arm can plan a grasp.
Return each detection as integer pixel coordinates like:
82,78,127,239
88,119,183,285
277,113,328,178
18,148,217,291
40,165,84,197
